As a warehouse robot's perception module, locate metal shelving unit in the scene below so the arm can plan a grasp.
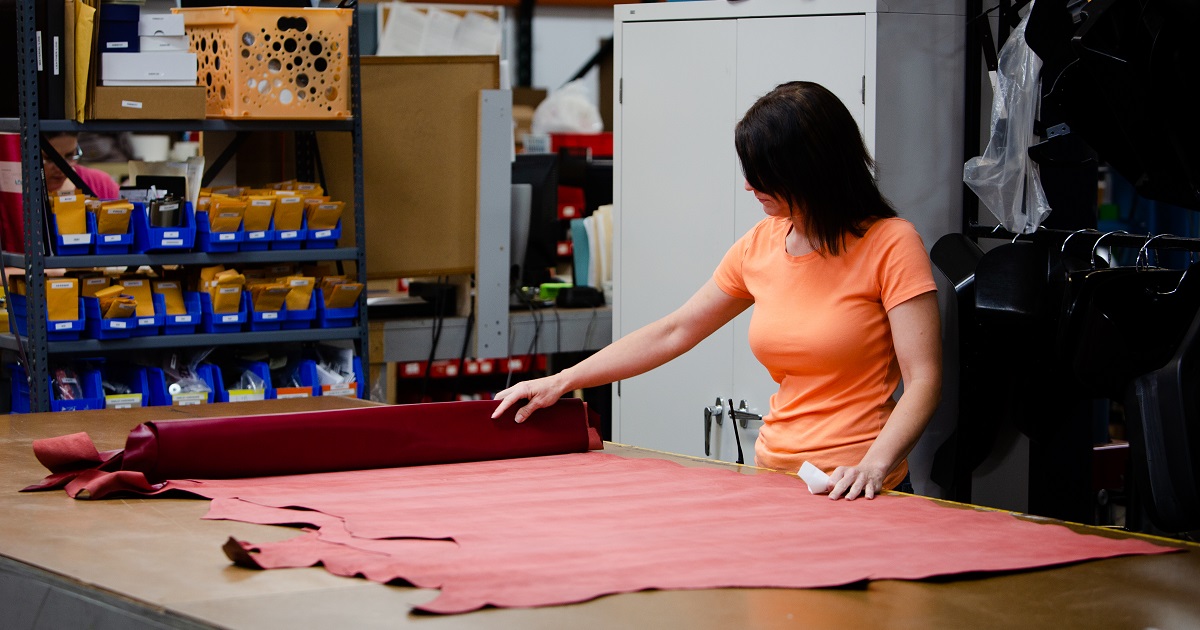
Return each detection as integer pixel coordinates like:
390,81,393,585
4,1,370,412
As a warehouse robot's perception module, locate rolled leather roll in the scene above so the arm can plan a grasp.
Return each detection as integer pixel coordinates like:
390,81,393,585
123,398,599,482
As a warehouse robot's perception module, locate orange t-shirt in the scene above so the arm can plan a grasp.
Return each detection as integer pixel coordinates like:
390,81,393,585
713,216,936,489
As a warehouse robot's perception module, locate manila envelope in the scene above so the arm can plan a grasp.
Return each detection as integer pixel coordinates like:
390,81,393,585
93,284,126,315
251,284,289,312
119,278,155,317
46,278,80,321
51,193,88,234
79,276,111,297
325,282,363,309
305,201,343,231
152,280,187,316
97,200,134,235
209,199,246,233
273,197,304,231
284,276,315,311
243,197,275,231
103,297,138,319
212,274,245,314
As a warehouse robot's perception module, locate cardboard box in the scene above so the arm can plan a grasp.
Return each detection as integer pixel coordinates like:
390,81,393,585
91,86,206,120
102,52,197,86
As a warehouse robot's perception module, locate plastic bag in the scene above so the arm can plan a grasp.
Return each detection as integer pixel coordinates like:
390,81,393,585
963,4,1052,234
531,79,603,135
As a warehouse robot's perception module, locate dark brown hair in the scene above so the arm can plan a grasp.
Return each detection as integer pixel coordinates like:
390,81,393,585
735,81,895,255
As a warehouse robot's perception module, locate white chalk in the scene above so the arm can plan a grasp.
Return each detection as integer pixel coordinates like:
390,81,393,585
799,461,831,495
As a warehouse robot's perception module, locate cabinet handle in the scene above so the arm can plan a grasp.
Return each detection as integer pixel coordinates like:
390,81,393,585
703,397,724,456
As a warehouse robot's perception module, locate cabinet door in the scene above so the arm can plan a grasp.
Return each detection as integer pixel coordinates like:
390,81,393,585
712,15,870,463
614,19,738,457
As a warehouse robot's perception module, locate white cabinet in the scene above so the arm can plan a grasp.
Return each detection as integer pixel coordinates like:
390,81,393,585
612,0,964,462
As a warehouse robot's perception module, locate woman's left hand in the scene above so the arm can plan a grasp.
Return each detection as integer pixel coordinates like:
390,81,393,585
826,465,886,500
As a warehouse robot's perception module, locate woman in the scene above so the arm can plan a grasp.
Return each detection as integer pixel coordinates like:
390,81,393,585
43,132,120,199
493,82,942,501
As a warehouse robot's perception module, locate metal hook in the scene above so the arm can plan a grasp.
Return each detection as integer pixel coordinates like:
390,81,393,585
1090,230,1130,269
1136,233,1175,270
988,224,1007,238
1060,228,1098,253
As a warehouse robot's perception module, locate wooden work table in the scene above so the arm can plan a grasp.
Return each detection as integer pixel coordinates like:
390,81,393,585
2,399,1199,629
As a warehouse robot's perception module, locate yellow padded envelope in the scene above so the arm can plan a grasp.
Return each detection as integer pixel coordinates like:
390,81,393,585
118,278,155,317
46,279,80,321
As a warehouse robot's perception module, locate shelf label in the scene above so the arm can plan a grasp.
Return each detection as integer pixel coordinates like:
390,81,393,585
275,387,311,399
172,392,207,406
314,230,332,238
173,315,192,323
109,320,126,329
280,231,298,238
138,317,155,326
227,389,265,403
103,234,122,243
220,314,239,323
162,238,183,246
218,233,235,241
248,231,266,239
106,393,143,409
164,231,180,238
322,382,356,398
54,322,72,330
62,234,90,245
121,100,143,110
261,312,278,320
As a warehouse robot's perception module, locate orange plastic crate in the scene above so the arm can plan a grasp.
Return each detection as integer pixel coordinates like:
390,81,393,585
172,6,352,119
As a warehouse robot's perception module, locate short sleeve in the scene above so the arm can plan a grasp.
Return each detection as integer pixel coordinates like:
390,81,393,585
713,228,754,300
874,219,937,311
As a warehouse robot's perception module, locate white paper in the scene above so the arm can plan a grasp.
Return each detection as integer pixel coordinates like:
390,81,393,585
799,461,831,495
378,4,426,56
453,11,501,55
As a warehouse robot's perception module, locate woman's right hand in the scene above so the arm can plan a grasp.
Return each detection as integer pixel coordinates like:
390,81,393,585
492,374,571,423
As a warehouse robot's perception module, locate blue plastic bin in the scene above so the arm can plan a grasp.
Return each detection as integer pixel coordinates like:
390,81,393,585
9,363,106,413
9,294,86,341
133,201,196,253
198,291,248,333
272,359,319,398
305,218,342,249
270,215,307,250
146,365,216,406
315,289,357,328
101,365,151,409
49,212,93,255
82,296,139,340
213,361,275,402
195,210,245,253
244,290,284,332
164,292,202,335
129,293,166,338
312,356,363,399
281,290,316,330
91,210,136,255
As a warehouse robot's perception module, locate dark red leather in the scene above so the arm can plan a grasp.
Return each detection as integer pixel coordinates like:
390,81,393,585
122,398,596,482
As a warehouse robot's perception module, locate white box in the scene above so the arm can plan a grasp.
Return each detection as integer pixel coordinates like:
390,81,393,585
139,35,190,52
102,52,197,86
138,13,186,37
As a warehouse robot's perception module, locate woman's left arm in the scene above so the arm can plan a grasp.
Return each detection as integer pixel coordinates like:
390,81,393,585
828,291,942,499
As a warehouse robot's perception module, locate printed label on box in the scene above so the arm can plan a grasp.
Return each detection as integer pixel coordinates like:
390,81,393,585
163,238,183,246
281,231,298,238
227,389,266,403
106,393,143,409
172,392,207,406
261,312,278,320
54,322,72,330
138,317,155,325
110,320,126,329
62,234,90,245
218,233,235,241
220,314,238,323
164,231,180,238
104,234,122,242
121,100,143,109
173,315,192,323
275,387,311,399
322,383,356,398
315,230,332,238
249,231,266,239
107,41,129,49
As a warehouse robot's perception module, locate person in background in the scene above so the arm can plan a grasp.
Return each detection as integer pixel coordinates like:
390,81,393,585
43,132,119,199
493,81,942,501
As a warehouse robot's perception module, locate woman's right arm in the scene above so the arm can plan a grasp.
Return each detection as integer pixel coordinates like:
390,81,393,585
492,279,752,422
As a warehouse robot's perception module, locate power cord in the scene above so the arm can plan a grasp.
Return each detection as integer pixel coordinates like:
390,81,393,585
420,276,447,401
